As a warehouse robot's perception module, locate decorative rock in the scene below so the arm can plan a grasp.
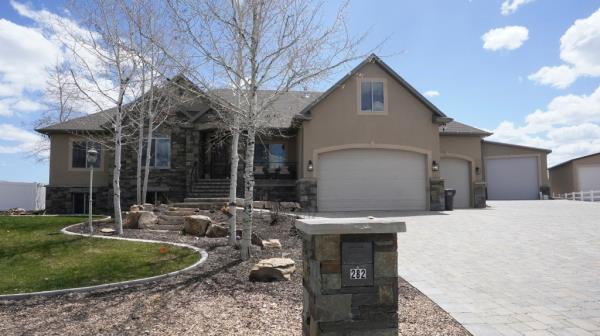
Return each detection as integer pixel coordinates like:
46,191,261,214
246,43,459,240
138,211,158,228
235,230,264,247
156,204,170,213
130,204,144,212
249,258,296,282
100,228,116,235
205,223,229,238
262,239,282,249
123,211,142,229
280,202,301,211
183,215,212,236
142,203,154,212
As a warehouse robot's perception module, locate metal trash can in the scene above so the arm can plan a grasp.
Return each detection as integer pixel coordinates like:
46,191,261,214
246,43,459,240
444,189,456,211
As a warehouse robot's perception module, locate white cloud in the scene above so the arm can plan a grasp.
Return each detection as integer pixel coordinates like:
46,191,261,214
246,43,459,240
530,8,600,88
424,90,440,98
0,124,40,154
482,26,529,51
501,0,535,16
489,85,600,166
0,98,46,116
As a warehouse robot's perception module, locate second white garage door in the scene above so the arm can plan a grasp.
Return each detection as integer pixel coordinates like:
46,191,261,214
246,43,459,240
317,149,427,211
485,156,539,200
440,158,470,208
577,165,600,191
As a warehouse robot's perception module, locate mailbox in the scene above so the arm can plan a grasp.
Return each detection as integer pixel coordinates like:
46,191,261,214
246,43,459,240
341,241,374,287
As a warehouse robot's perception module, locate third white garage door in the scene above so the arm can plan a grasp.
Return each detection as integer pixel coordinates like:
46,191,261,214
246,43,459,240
576,165,600,191
485,156,539,200
317,149,427,211
440,158,470,208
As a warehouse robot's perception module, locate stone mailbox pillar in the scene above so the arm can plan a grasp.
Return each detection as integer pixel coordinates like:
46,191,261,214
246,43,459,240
296,217,406,336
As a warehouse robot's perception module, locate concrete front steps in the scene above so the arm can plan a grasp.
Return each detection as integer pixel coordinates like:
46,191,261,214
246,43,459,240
156,207,201,231
188,179,230,198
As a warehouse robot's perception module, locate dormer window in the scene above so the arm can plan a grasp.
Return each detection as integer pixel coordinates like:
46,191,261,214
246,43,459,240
359,78,386,114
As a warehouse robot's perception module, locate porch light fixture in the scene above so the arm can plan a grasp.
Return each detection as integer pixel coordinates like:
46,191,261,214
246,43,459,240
307,160,314,172
87,148,98,235
475,166,481,175
432,160,439,172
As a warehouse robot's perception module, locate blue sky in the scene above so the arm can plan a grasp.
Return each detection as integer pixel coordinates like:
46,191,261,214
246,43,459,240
1,0,600,183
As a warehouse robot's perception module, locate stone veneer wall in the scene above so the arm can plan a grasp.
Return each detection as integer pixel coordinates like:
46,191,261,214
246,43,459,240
302,233,399,335
429,178,445,211
474,182,487,208
254,180,298,202
45,186,111,215
297,178,317,212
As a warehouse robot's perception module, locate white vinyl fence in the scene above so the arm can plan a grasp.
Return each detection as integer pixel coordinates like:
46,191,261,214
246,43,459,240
0,181,46,211
554,190,600,202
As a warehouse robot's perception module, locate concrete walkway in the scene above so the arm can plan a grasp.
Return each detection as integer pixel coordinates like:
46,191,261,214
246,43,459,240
393,201,600,336
309,200,600,335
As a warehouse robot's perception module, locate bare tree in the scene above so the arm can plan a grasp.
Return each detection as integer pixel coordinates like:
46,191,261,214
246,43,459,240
31,61,83,161
63,0,142,235
165,0,368,259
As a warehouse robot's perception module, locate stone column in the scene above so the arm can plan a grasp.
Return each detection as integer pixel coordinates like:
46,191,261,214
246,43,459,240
297,178,317,212
429,178,445,211
296,218,406,336
473,182,487,208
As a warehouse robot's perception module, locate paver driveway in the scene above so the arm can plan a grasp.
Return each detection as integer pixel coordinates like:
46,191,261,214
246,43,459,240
395,201,600,336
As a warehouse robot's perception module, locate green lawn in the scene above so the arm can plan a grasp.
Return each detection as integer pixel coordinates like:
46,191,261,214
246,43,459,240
0,216,200,295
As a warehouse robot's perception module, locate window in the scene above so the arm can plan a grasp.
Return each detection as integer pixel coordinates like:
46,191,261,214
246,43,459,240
360,79,385,113
254,143,286,169
71,141,101,168
142,135,171,168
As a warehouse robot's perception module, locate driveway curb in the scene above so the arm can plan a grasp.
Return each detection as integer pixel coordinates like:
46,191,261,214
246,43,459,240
0,218,208,302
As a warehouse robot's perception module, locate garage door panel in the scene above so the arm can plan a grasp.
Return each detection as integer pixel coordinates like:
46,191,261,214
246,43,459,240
577,165,600,191
485,157,539,200
440,158,470,208
317,149,427,211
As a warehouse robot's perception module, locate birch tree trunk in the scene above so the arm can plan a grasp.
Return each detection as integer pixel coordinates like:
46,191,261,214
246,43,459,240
136,117,144,204
142,117,153,204
113,107,124,236
228,124,240,246
240,126,255,260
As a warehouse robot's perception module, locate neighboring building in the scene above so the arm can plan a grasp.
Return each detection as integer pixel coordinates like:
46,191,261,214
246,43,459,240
0,181,46,211
549,152,600,194
482,141,552,200
37,54,551,214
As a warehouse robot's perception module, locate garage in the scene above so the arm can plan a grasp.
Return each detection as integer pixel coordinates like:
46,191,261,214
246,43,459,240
485,156,539,200
440,158,470,208
317,149,427,211
577,165,600,191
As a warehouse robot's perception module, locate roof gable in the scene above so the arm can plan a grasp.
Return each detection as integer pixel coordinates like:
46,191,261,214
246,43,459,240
299,54,448,119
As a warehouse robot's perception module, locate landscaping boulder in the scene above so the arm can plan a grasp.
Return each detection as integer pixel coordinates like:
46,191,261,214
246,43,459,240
249,258,296,282
205,223,229,238
184,215,212,236
100,228,116,235
130,204,144,212
123,211,142,229
262,239,282,249
279,202,301,211
156,204,170,213
137,211,158,228
8,208,27,215
142,203,154,212
234,230,264,247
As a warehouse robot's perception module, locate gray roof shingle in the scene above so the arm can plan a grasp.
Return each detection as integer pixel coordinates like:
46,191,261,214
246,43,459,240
439,121,492,136
36,108,116,133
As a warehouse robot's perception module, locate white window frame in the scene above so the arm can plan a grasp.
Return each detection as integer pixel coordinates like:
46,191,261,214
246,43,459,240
357,77,388,115
68,139,103,171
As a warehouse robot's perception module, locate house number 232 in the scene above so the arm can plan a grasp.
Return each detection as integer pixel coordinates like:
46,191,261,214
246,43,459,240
350,268,367,279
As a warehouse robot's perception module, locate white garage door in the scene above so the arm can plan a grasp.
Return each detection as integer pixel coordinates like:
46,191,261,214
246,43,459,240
317,149,427,211
577,165,600,191
440,158,470,208
485,156,539,200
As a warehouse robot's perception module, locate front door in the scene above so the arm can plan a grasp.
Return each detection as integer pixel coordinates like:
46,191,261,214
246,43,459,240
210,139,230,179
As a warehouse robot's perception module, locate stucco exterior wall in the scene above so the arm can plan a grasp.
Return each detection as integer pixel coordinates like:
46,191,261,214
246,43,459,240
300,62,440,180
48,133,110,187
549,162,574,194
440,135,484,182
482,141,550,188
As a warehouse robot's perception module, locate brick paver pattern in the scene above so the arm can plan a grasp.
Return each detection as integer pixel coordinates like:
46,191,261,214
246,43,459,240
395,201,600,336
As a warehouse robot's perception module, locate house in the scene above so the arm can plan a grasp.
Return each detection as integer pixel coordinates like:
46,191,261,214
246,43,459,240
37,54,552,214
549,152,600,195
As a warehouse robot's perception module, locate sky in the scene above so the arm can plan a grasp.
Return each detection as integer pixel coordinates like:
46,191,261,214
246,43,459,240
1,0,600,183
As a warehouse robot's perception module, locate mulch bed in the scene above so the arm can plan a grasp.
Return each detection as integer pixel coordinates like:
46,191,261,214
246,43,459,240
0,211,470,336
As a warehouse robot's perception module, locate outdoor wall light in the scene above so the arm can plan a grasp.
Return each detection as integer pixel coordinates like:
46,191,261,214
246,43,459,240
307,160,314,172
475,166,481,175
432,160,439,172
